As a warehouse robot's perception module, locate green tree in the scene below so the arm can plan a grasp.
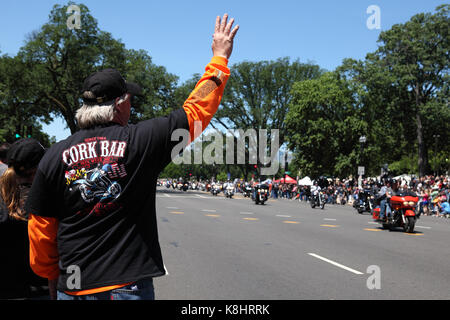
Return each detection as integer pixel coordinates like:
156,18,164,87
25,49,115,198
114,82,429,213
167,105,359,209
17,3,178,134
0,54,54,145
285,72,366,178
214,58,323,177
373,4,449,176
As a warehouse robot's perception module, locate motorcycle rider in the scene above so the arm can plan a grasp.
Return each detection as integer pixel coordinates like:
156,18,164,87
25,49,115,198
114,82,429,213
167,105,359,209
359,181,372,207
377,179,396,221
310,181,321,203
224,180,234,197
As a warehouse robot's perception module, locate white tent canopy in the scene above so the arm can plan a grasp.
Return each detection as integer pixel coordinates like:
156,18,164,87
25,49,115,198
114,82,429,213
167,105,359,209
394,174,413,183
297,176,313,186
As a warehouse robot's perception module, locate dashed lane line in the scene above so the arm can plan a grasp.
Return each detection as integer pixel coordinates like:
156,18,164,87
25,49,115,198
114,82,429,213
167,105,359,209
364,228,382,232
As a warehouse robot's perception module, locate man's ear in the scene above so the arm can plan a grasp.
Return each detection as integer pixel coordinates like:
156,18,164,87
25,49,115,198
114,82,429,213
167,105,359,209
112,94,131,126
114,96,123,111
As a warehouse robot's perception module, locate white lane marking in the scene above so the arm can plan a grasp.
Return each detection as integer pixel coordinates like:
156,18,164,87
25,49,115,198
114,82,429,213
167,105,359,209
276,215,292,218
201,209,217,212
164,193,171,197
240,212,254,215
308,253,364,275
324,218,337,221
196,194,209,198
166,207,179,209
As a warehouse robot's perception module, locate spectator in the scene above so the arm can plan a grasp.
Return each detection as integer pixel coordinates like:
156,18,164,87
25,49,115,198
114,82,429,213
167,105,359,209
25,14,239,300
0,142,10,177
0,138,49,299
437,195,450,217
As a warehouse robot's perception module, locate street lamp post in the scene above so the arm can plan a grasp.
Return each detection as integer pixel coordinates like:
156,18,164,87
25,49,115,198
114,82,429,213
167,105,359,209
358,136,367,187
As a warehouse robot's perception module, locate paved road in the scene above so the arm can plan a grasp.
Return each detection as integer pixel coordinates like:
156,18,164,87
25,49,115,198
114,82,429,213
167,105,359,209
153,187,450,300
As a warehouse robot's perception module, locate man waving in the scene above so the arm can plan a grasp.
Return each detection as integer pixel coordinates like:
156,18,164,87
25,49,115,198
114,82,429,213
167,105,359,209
26,14,239,300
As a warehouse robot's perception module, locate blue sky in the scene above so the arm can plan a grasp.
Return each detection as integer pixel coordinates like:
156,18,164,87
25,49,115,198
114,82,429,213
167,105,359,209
0,0,446,141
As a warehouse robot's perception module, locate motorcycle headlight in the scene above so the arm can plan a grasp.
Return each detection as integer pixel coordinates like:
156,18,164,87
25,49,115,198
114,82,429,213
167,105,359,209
408,201,415,206
403,201,409,206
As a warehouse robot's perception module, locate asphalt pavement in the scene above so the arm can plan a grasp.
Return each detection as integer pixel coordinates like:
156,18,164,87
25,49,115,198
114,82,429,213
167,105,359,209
152,187,450,300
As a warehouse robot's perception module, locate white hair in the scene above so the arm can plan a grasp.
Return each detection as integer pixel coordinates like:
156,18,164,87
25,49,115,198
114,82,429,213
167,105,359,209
75,93,127,129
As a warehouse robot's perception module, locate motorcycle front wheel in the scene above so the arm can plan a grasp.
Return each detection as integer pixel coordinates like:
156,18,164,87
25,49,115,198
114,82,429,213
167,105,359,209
403,216,416,233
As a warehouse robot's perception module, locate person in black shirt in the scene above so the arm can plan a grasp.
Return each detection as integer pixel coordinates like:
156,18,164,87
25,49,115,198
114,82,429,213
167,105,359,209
25,14,239,300
0,138,48,299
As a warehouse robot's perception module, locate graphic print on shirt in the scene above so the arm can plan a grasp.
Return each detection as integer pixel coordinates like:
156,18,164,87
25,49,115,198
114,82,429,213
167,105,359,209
72,163,122,203
62,137,127,216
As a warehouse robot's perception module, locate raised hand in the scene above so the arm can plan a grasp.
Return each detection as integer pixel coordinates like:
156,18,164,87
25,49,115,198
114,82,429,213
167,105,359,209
212,13,239,60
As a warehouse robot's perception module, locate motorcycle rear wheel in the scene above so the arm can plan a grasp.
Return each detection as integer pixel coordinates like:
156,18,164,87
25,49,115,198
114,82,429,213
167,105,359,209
382,223,392,230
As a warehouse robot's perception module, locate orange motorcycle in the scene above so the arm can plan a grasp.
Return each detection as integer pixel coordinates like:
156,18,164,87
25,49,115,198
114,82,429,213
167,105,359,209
372,195,419,233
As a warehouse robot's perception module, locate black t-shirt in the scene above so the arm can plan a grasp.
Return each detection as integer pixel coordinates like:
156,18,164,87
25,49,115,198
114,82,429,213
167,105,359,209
0,194,48,299
25,108,189,291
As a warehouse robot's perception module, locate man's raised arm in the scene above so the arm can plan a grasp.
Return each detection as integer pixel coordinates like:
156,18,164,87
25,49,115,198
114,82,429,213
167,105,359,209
182,14,239,142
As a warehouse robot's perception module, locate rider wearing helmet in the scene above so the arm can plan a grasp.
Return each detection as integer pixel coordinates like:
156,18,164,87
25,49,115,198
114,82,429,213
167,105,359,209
311,181,321,197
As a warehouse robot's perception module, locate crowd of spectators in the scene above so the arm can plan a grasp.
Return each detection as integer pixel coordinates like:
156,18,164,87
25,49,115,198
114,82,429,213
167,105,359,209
160,174,450,217
269,175,450,217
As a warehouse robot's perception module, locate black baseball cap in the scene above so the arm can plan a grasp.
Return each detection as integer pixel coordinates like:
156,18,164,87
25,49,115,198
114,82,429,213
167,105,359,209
81,68,142,104
7,138,46,177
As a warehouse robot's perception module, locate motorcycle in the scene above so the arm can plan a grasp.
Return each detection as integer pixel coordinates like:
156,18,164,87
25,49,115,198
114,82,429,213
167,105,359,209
310,191,325,209
243,186,252,198
372,195,419,233
182,182,189,192
252,184,269,205
355,189,374,214
211,185,220,196
225,186,234,198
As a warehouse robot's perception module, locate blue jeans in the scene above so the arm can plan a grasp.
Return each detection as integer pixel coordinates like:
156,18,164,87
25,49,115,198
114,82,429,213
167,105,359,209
379,199,391,219
57,278,154,300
